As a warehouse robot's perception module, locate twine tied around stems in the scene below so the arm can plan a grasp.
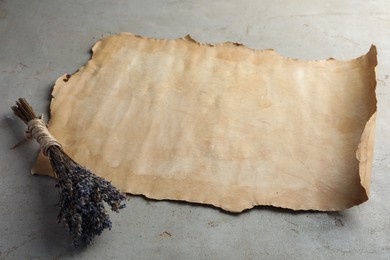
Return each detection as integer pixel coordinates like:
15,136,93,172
26,118,62,156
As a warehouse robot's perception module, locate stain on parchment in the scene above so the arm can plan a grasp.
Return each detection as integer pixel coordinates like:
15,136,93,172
63,74,72,82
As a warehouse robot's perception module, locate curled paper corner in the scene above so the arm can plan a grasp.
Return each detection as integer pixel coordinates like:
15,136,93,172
31,33,377,212
357,112,377,197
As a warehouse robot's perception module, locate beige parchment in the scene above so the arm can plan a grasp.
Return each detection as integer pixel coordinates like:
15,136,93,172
32,33,377,212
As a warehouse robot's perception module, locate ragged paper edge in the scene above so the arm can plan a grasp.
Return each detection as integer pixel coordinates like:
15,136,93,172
31,33,378,211
357,112,377,197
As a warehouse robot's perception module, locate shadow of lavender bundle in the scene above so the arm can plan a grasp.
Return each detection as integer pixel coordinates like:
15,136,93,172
12,98,126,247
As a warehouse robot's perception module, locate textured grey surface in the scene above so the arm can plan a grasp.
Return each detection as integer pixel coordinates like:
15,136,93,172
1,1,389,259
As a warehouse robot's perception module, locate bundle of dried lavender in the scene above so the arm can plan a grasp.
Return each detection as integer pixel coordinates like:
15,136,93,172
12,98,126,247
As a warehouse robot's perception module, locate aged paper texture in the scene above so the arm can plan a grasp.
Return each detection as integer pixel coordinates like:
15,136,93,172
33,33,377,211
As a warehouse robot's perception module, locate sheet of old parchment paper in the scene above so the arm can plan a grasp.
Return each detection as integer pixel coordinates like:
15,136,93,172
32,33,377,212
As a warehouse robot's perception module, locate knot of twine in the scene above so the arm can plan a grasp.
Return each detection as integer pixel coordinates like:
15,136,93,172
27,119,62,156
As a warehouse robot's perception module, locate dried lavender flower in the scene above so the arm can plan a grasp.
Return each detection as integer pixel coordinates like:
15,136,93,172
12,98,126,247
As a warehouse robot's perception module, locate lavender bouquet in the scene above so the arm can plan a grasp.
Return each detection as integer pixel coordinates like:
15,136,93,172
12,98,126,247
